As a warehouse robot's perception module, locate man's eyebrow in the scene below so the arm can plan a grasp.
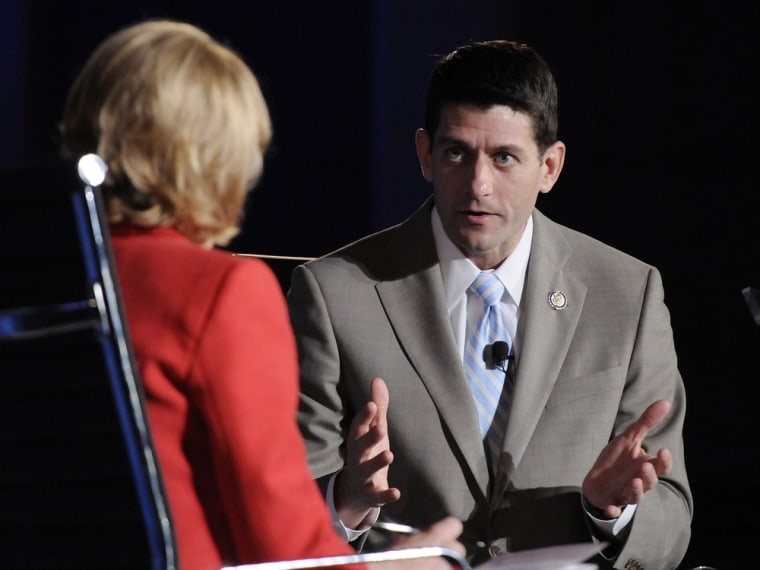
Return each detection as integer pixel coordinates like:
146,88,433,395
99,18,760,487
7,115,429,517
434,134,468,147
435,134,525,155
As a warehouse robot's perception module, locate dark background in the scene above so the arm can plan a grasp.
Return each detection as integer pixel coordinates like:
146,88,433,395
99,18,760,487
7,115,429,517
2,2,759,568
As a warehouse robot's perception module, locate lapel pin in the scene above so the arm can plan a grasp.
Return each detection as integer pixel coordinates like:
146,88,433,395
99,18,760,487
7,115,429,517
548,290,567,310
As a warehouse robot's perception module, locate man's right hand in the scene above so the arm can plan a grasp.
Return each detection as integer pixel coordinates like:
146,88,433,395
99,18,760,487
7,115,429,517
334,377,401,529
368,516,466,570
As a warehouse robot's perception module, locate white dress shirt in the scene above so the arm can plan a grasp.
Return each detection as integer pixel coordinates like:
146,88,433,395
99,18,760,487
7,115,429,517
430,206,529,360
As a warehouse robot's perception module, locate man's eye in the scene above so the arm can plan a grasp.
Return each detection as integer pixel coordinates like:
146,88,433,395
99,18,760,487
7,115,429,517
494,152,513,165
445,148,463,160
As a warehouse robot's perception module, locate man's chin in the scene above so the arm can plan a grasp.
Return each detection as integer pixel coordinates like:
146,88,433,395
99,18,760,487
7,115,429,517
453,229,494,254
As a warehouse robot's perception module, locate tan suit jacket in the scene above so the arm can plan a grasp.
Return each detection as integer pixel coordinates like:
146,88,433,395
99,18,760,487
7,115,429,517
289,197,692,570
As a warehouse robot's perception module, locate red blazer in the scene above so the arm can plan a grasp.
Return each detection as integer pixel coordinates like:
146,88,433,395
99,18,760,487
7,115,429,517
111,225,360,570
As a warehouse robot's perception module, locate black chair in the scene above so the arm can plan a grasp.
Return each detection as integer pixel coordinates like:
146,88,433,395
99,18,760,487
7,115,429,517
742,286,760,326
0,155,177,569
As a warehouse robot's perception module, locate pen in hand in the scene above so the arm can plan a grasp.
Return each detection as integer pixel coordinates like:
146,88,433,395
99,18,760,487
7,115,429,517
371,519,487,552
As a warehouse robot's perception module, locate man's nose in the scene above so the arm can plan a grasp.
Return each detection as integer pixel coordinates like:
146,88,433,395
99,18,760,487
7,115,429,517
468,155,492,197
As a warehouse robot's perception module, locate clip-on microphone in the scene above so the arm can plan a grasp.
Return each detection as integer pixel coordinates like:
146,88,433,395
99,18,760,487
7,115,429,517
492,340,511,373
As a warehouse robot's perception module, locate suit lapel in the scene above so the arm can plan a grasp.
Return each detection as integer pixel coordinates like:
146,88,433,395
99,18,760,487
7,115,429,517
493,211,587,503
374,199,490,499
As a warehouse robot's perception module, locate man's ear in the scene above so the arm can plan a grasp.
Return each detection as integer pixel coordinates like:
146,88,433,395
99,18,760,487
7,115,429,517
539,140,566,194
415,128,433,182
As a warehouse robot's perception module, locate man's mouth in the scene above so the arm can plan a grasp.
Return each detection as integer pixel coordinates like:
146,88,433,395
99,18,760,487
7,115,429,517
461,210,494,224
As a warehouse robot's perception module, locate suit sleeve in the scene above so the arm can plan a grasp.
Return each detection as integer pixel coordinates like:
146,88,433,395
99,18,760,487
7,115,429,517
286,263,349,492
190,259,357,563
611,266,693,569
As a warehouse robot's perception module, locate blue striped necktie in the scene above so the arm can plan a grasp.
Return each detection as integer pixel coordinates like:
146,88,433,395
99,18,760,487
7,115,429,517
464,271,513,471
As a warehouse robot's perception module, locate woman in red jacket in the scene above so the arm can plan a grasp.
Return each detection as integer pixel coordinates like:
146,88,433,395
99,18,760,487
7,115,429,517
60,19,463,570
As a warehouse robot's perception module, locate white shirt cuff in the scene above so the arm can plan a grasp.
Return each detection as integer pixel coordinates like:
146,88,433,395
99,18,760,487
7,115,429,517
586,502,637,537
326,471,378,542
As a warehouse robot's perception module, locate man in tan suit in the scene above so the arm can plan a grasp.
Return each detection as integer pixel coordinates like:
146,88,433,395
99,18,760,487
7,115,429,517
288,40,692,570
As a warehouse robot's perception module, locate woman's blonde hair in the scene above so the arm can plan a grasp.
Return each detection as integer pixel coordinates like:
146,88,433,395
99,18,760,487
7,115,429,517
61,19,271,246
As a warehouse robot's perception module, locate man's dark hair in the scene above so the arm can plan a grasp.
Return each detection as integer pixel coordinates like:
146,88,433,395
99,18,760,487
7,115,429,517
424,40,559,154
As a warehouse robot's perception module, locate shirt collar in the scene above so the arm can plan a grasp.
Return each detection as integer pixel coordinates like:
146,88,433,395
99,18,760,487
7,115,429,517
432,206,532,308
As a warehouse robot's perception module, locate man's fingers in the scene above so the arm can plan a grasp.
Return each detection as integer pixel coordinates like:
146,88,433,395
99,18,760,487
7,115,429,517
348,419,390,462
627,478,645,504
342,378,398,510
355,449,394,478
633,449,671,495
370,377,390,407
655,448,673,476
626,399,670,442
373,487,402,506
350,400,378,439
369,377,390,428
400,516,466,557
420,516,464,541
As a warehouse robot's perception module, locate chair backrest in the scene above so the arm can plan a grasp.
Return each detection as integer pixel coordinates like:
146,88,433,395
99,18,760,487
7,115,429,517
743,286,760,326
0,155,177,570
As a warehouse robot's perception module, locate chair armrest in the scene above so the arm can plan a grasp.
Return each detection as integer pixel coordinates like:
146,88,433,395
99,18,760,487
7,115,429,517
220,546,471,569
